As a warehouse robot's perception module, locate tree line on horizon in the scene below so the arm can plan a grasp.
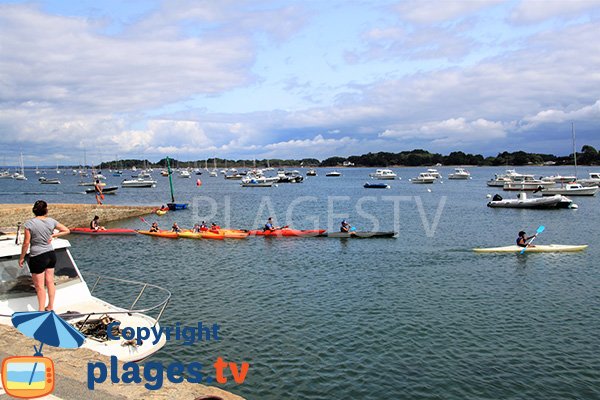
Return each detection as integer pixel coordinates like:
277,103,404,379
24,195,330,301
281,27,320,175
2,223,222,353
97,145,600,169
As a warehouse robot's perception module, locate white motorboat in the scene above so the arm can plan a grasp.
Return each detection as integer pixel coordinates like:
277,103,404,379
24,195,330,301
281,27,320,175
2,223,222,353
486,169,523,187
540,183,599,196
306,169,317,176
325,171,341,177
178,170,191,178
487,192,575,209
121,178,157,188
38,177,61,184
0,235,169,362
426,168,442,179
0,171,12,179
448,168,471,180
160,169,169,177
241,180,274,187
369,169,397,180
541,174,576,183
93,173,106,180
578,172,600,187
210,170,218,177
410,172,436,184
503,175,555,191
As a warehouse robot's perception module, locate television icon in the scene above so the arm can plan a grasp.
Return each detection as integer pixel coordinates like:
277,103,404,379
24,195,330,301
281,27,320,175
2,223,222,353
1,356,55,399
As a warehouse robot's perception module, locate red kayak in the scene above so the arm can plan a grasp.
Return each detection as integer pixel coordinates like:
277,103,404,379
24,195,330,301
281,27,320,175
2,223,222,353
69,228,137,235
248,228,325,237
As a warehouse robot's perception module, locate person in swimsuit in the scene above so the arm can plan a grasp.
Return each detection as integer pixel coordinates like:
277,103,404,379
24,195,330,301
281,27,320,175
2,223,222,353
516,231,536,248
210,222,221,233
90,215,106,231
94,179,103,205
149,222,159,232
171,222,181,233
264,217,279,231
18,200,70,311
340,220,351,233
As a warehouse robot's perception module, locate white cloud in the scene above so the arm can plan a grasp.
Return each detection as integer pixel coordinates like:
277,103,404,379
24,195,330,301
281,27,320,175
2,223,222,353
509,0,600,24
394,0,502,24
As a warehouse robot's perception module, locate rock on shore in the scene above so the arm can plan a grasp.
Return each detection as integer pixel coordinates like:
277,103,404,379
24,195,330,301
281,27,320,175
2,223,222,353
0,203,157,232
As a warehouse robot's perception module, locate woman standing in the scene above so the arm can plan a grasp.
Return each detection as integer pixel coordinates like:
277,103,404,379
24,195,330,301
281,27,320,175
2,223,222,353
18,200,70,311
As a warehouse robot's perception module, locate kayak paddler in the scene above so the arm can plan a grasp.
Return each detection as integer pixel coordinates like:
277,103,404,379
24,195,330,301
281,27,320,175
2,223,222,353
264,217,280,231
340,220,351,233
171,222,181,233
90,215,106,231
517,231,536,248
149,222,159,232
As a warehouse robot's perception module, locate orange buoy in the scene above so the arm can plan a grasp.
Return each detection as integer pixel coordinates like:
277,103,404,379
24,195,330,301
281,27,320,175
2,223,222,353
196,179,202,186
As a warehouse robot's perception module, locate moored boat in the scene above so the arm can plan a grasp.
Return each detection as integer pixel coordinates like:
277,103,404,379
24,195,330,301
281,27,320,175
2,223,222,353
39,177,61,184
85,186,118,194
364,182,390,189
487,192,575,209
306,169,317,176
448,168,471,180
325,171,341,177
540,183,599,196
410,172,436,184
0,235,169,362
121,178,157,188
369,169,397,180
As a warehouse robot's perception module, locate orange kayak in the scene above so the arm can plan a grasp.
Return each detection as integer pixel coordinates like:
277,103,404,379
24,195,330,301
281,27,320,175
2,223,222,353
138,230,179,238
178,231,224,240
219,229,249,239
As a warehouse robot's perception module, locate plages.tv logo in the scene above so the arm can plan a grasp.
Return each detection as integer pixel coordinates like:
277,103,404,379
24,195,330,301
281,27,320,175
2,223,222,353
1,356,54,399
2,310,86,399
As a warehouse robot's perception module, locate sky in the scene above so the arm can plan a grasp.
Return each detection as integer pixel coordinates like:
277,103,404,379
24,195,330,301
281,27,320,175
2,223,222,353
1,0,600,166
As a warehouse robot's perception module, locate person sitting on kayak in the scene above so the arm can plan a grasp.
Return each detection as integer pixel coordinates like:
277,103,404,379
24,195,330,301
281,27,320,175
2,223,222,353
171,222,181,233
340,220,351,233
200,221,208,231
159,205,168,211
210,222,221,233
517,231,536,248
149,222,159,232
192,223,201,233
264,217,280,231
90,215,106,231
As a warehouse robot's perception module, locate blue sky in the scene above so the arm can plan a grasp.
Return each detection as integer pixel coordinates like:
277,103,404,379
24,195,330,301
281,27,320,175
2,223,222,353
1,0,600,165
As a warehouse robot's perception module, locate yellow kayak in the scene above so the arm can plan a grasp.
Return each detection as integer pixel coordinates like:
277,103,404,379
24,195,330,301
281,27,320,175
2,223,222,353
178,231,224,240
219,229,249,239
473,244,588,253
156,209,168,216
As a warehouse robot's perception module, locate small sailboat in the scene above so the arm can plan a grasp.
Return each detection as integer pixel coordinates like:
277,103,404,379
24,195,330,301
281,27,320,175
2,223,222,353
14,153,27,180
166,157,188,210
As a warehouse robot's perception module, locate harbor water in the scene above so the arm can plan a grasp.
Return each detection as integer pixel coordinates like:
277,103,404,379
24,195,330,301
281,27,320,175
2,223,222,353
1,167,599,399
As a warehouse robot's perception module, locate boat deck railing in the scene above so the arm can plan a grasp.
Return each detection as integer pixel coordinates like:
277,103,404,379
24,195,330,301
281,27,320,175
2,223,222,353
85,273,172,325
0,274,171,328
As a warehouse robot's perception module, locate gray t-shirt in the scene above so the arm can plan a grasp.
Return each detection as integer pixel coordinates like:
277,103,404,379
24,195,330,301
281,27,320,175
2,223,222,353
24,217,58,257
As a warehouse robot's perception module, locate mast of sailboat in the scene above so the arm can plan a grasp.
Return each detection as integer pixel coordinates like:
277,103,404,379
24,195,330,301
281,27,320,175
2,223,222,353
166,157,175,203
572,122,578,179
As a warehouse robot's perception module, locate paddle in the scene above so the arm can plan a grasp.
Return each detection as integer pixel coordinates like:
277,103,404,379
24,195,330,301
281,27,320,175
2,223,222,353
139,217,153,228
520,225,545,254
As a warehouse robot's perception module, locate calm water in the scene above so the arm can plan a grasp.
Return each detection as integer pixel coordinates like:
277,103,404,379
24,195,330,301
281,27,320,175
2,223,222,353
2,167,600,399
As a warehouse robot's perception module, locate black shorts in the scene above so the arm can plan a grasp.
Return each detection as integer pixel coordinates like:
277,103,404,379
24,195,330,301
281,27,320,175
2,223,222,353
28,251,57,274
